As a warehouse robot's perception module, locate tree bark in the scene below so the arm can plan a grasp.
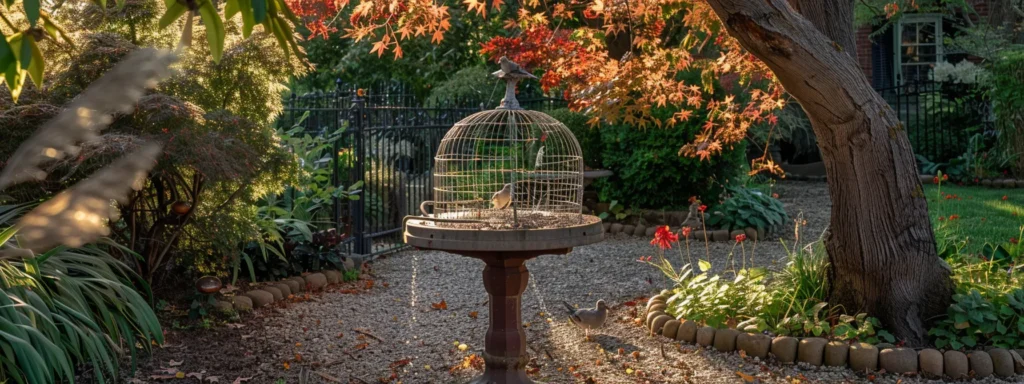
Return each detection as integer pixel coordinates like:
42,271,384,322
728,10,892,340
701,0,952,345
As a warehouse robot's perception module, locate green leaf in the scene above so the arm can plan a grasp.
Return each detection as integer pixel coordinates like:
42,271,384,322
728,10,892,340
22,0,40,26
698,259,711,273
25,36,43,88
252,0,267,23
197,0,225,62
158,2,188,29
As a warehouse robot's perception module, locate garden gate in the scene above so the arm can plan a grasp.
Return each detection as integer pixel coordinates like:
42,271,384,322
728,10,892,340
279,81,567,257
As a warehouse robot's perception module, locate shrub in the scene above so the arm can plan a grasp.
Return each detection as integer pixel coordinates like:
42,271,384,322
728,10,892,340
990,48,1024,177
0,206,162,384
706,186,787,231
595,107,747,209
547,108,602,169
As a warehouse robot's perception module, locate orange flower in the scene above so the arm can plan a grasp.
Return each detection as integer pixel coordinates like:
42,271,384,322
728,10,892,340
651,226,679,250
688,196,698,204
771,193,779,199
735,234,747,243
948,214,959,220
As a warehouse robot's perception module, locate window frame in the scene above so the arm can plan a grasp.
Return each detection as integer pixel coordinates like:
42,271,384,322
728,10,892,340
893,13,945,85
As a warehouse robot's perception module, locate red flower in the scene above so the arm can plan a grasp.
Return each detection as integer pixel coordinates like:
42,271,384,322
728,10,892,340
688,196,698,204
933,176,940,184
771,193,779,199
942,174,949,181
681,226,692,238
1003,195,1009,201
636,256,653,263
948,214,959,221
650,226,679,250
1011,238,1019,245
698,205,707,213
735,234,747,243
938,216,946,221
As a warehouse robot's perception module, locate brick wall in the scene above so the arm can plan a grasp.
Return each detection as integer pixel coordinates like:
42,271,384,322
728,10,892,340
855,26,874,80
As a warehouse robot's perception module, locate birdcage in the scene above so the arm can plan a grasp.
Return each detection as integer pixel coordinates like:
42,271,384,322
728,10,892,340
429,97,585,229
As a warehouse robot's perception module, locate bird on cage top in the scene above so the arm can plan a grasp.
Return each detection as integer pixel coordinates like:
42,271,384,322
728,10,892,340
492,57,538,80
491,183,512,210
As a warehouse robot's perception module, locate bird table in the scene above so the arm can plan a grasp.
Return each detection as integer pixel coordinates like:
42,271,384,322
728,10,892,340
404,216,604,383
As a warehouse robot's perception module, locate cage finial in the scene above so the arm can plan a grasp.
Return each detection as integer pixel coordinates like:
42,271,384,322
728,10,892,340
492,56,537,110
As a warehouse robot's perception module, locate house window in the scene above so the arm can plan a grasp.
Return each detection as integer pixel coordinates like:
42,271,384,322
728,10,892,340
894,14,944,84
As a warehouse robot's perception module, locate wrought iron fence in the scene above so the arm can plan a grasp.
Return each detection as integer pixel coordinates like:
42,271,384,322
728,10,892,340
875,81,993,162
277,81,567,257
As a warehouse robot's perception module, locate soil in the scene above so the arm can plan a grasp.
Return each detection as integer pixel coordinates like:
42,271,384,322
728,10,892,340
112,182,1006,384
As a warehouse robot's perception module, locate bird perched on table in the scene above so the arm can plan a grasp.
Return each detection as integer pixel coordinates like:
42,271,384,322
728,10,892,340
491,183,513,209
492,56,538,80
564,300,609,339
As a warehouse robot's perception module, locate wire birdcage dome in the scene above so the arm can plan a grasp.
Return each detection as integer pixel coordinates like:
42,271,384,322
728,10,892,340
430,60,585,229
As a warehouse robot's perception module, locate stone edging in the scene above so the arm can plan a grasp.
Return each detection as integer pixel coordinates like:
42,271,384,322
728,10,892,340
602,223,766,242
213,270,345,312
919,175,1024,189
643,291,1024,380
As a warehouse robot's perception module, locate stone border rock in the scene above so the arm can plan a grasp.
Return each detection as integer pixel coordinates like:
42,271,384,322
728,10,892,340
642,293,1024,381
222,269,350,313
919,175,1024,189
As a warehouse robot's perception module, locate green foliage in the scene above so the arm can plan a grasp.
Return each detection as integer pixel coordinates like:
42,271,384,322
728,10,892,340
664,263,770,329
706,186,787,231
0,206,162,384
596,107,746,209
597,200,635,222
929,228,1024,349
548,108,602,169
425,65,499,108
990,48,1024,177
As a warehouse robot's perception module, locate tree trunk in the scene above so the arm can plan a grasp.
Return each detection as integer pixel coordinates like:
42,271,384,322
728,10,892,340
702,0,952,345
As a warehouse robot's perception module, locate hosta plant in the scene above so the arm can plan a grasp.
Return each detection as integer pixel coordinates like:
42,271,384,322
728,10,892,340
707,187,787,231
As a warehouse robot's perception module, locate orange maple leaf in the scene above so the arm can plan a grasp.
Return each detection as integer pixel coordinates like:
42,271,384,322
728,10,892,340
431,300,448,310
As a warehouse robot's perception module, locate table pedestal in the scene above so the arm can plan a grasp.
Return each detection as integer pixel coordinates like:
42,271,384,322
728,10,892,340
459,249,569,384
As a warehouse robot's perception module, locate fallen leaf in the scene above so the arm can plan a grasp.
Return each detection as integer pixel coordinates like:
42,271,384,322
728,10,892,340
156,368,178,375
168,360,184,366
337,332,344,338
295,353,303,362
187,372,204,380
149,375,177,380
175,372,185,379
231,377,252,384
458,343,469,351
468,311,479,319
631,350,641,360
225,323,244,329
295,342,302,347
207,376,220,383
431,300,448,310
365,280,374,289
355,342,370,350
382,282,389,288
283,362,290,370
736,371,755,383
390,358,413,368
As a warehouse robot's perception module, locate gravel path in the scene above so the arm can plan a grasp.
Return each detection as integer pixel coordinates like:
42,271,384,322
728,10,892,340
131,182,1006,383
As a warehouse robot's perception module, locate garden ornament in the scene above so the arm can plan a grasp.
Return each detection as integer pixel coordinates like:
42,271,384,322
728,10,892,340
403,54,604,383
491,183,513,210
493,56,538,81
564,300,609,339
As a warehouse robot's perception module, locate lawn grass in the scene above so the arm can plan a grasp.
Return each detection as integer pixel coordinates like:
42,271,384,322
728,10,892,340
925,183,1024,253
